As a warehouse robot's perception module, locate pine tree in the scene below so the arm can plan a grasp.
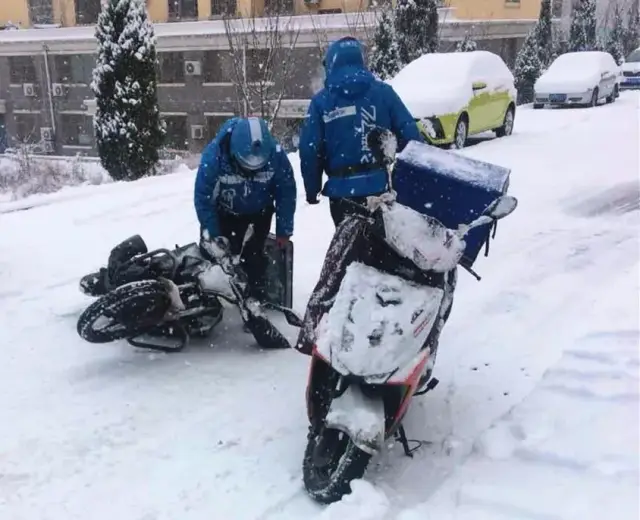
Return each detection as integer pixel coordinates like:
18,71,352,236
369,9,401,80
455,33,477,52
513,29,543,105
605,5,625,65
394,0,439,68
92,0,165,182
535,0,553,67
623,2,640,57
569,0,597,52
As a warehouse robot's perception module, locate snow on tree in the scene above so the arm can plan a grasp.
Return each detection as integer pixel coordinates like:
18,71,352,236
92,0,165,182
455,33,477,52
369,9,401,80
535,0,553,67
623,1,640,57
605,5,626,65
394,0,439,68
513,29,543,105
569,0,597,52
551,26,570,61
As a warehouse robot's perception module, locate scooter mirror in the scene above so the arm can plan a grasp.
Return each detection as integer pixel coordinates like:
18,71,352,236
367,127,397,166
483,195,518,220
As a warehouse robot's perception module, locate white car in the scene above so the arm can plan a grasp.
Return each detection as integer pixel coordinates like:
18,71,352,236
620,47,640,90
533,51,620,108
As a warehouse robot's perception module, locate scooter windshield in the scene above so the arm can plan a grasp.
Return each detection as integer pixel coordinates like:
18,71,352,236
380,203,465,273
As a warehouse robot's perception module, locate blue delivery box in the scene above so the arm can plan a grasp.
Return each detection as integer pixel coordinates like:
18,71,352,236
393,141,511,268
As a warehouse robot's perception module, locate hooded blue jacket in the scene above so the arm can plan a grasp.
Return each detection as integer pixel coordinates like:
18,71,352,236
194,118,296,238
299,37,423,200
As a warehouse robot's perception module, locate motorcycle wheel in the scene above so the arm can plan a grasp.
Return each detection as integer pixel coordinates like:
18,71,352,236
302,426,372,504
77,280,171,343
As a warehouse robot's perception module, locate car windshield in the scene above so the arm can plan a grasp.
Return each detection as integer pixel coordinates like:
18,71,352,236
548,53,601,74
627,49,640,62
395,54,472,85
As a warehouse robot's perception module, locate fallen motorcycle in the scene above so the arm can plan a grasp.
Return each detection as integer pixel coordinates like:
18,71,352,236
297,129,518,504
77,232,302,352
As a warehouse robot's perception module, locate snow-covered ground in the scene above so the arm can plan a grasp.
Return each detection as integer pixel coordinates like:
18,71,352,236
1,94,638,520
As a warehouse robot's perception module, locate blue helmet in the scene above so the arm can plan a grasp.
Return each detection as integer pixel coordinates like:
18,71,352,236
229,117,276,172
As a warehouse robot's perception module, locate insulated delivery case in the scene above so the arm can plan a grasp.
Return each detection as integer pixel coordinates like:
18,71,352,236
393,141,511,269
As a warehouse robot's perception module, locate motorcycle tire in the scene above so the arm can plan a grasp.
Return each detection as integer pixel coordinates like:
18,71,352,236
302,426,372,504
77,280,172,343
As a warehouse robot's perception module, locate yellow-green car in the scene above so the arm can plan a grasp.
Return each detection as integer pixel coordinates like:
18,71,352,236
388,51,517,149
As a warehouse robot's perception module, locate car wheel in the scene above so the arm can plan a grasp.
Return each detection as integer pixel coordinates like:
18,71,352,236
606,85,618,103
452,116,468,149
495,105,515,137
589,87,599,107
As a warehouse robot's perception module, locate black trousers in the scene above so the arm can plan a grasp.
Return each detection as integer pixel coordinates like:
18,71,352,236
329,197,368,228
203,205,274,298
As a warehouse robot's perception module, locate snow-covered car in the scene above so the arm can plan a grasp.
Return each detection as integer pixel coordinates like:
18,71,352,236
533,51,620,109
387,51,517,149
620,47,640,90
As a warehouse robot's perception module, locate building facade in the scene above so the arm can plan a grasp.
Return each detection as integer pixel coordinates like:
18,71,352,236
0,5,537,156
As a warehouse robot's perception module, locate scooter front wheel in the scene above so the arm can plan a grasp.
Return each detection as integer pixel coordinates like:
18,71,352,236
302,426,372,504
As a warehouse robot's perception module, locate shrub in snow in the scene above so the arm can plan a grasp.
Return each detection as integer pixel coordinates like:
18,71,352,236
513,29,543,105
92,0,165,182
394,0,439,68
369,9,401,80
569,0,597,52
605,5,626,65
535,0,553,68
455,33,477,52
623,3,640,57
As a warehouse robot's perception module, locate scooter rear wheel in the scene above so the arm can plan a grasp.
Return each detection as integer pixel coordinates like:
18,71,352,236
302,426,372,504
77,280,171,343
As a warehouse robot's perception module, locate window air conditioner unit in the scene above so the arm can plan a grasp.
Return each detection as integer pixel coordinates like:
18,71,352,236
191,125,205,140
184,60,202,76
52,83,66,97
23,83,37,97
40,127,54,141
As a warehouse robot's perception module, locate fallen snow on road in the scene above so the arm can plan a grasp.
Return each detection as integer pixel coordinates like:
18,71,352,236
0,93,638,520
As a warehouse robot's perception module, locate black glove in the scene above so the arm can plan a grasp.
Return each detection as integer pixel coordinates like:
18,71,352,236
306,195,320,205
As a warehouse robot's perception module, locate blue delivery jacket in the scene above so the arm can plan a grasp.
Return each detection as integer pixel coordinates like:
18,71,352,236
299,38,423,200
194,118,297,238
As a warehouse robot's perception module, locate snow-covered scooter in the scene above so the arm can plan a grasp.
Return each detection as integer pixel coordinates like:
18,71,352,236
299,129,518,504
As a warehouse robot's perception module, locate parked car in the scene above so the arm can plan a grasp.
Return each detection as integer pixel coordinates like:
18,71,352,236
533,51,620,109
387,51,517,149
620,47,640,90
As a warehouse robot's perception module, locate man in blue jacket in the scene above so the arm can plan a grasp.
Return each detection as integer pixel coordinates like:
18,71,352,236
194,116,296,301
299,36,424,227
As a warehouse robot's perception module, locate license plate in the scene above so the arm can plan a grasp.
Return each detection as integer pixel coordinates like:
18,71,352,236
549,94,567,102
628,77,640,83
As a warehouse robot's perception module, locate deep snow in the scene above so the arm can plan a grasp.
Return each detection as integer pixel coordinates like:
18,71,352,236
0,93,638,520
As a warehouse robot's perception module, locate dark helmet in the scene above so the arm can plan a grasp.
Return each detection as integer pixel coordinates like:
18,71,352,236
229,117,276,172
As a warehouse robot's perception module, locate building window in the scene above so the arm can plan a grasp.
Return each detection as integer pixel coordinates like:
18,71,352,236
264,0,294,14
158,52,185,84
13,114,39,144
75,0,102,24
205,115,231,141
552,0,563,18
168,0,198,20
54,55,95,84
203,51,231,83
211,0,235,16
163,115,188,150
28,0,54,24
60,114,93,146
504,0,520,4
246,49,270,83
9,56,37,84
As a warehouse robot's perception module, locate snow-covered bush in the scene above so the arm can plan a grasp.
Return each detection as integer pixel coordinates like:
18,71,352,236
369,9,401,80
605,5,626,65
535,0,553,68
513,29,543,104
92,0,165,182
455,33,477,52
569,0,597,52
394,0,439,68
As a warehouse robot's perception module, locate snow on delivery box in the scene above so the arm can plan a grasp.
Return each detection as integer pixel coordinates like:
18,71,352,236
393,140,511,268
